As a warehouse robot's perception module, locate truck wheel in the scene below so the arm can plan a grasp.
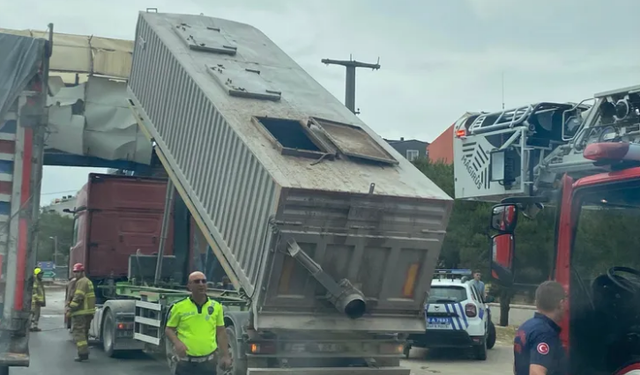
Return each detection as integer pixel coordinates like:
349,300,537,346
487,321,497,350
219,326,247,375
102,309,117,357
474,340,487,361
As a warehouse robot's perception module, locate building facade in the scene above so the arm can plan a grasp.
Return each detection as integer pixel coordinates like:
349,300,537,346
42,195,76,217
427,125,454,164
385,138,429,161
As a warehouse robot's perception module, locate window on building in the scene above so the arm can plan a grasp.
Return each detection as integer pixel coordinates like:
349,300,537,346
406,149,419,161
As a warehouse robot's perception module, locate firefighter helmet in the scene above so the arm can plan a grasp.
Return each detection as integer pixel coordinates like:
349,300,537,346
72,263,84,272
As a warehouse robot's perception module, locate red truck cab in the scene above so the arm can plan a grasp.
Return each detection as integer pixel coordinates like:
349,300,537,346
68,173,173,302
491,143,640,375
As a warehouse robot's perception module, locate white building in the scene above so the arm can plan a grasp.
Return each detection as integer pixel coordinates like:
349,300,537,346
43,195,76,217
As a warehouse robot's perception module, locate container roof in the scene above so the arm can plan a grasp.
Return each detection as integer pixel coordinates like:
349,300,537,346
141,12,451,200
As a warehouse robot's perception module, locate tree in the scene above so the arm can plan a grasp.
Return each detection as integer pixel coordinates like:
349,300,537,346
35,210,74,264
413,158,559,325
413,158,492,273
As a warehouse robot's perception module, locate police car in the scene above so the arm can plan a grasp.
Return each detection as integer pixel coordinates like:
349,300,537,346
405,269,496,360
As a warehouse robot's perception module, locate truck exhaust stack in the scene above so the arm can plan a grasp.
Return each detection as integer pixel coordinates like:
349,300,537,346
287,239,366,319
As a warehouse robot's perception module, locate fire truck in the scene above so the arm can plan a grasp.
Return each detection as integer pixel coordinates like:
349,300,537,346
453,84,640,375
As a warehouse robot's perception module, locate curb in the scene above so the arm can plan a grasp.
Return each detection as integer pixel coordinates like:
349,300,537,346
488,302,536,310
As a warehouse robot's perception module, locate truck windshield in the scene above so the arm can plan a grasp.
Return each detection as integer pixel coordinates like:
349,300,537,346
572,182,640,281
571,181,640,374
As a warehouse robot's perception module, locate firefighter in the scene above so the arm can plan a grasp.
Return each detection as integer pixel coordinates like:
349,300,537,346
30,267,46,332
65,276,78,331
66,263,95,362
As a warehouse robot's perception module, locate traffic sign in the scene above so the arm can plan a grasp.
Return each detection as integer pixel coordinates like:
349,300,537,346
37,261,55,271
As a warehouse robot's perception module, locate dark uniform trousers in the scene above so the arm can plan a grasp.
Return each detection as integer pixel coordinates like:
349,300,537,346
71,315,93,356
175,354,217,375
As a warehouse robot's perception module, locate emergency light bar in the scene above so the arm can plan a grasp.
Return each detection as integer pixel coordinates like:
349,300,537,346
433,269,473,280
583,142,640,162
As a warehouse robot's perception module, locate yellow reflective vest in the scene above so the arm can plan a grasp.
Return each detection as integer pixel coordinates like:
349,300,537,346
31,278,45,308
166,297,225,356
69,277,95,316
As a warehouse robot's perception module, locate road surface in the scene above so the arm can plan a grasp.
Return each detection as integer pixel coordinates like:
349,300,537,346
17,287,514,375
14,287,166,375
488,303,536,327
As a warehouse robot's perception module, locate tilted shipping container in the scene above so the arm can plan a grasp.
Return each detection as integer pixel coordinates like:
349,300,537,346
128,12,452,333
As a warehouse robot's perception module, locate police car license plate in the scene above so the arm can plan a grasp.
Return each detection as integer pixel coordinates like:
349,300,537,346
427,317,451,329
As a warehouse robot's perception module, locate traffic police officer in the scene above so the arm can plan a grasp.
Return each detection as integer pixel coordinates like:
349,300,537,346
67,263,96,362
165,271,232,375
514,281,568,375
31,267,46,331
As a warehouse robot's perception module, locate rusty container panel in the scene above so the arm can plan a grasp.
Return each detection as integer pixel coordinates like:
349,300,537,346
69,173,173,279
127,12,452,332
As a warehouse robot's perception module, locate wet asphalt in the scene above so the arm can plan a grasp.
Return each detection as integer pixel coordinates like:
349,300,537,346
14,288,166,375
14,287,513,375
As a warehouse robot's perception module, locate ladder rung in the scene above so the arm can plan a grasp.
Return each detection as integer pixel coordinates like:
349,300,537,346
135,316,161,328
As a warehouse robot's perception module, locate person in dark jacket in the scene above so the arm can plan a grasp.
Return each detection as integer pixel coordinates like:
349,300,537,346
514,281,568,375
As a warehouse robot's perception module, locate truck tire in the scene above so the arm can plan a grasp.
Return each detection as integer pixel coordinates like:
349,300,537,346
487,321,497,350
102,309,117,357
220,326,247,375
474,339,487,361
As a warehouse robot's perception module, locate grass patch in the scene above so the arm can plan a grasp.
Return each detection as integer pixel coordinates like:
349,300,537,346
495,325,518,346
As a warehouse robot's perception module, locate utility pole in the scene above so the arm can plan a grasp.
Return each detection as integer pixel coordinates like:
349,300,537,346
501,71,505,110
154,179,174,285
49,236,58,265
321,55,380,114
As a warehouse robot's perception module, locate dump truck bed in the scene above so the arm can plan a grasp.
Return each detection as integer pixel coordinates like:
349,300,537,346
128,12,452,333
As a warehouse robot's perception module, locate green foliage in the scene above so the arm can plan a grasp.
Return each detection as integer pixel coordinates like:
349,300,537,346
36,210,74,264
413,158,555,285
572,196,640,284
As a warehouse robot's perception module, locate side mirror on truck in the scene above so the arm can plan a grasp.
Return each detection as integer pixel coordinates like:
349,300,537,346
490,204,518,233
490,233,514,286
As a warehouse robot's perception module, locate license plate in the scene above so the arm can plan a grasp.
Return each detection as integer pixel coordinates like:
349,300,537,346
307,343,344,353
427,317,451,329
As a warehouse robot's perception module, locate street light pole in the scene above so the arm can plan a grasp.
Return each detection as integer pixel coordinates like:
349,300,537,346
49,236,58,265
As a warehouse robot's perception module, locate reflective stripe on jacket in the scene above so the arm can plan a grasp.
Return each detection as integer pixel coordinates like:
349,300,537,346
69,277,96,316
32,278,45,305
66,278,77,303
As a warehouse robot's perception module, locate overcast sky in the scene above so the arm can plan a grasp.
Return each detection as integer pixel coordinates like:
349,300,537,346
1,0,639,204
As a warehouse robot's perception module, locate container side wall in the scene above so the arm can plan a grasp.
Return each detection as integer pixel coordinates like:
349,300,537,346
129,15,278,295
86,173,169,211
